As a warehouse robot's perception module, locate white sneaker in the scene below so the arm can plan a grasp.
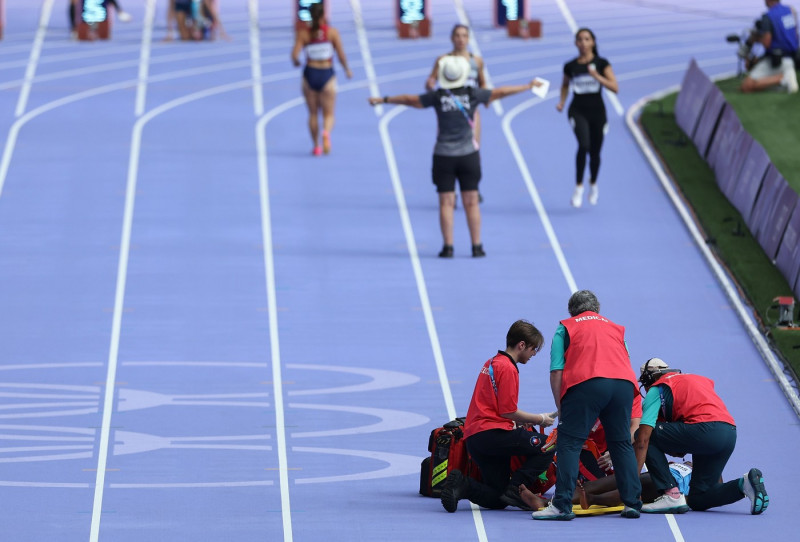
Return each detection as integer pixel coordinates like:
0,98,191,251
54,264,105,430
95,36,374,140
641,493,690,514
531,501,575,521
118,11,133,22
782,69,799,94
588,184,599,205
571,185,584,208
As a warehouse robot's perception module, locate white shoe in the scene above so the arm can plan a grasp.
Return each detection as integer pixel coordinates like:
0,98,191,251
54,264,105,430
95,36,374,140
588,184,599,205
571,185,584,208
531,501,575,521
641,493,689,514
782,69,799,94
118,11,132,22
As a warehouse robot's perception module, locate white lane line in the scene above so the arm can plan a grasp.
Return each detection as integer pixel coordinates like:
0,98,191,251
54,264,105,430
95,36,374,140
501,96,579,294
15,0,53,117
249,0,264,116
626,79,800,419
255,96,304,542
377,106,488,542
350,0,382,116
135,0,156,116
87,74,303,541
453,0,503,116
554,0,625,116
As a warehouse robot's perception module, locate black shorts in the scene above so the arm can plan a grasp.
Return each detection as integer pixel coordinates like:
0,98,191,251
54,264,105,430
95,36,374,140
432,151,481,193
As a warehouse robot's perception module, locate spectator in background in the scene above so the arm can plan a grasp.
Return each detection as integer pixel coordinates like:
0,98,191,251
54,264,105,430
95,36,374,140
740,0,798,93
291,2,352,156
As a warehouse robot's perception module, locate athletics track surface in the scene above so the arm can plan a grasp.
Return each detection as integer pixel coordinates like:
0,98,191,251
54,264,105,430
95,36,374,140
0,1,798,541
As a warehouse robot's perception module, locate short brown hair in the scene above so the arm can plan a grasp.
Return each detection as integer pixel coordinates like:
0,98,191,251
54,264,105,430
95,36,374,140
506,320,544,353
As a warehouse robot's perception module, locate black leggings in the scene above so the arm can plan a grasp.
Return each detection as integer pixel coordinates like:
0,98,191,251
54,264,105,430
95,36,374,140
569,107,606,186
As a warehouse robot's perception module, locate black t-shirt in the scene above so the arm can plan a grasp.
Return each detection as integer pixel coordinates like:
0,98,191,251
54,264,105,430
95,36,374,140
563,56,610,110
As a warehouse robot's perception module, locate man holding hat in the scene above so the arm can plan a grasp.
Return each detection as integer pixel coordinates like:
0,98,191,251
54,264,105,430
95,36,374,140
368,57,543,259
634,358,769,515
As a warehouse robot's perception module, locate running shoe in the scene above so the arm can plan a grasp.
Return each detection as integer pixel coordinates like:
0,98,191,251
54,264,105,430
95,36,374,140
742,468,769,515
571,184,584,208
531,502,575,521
312,146,322,156
589,183,599,205
118,11,132,22
641,493,689,514
471,244,486,258
438,245,454,258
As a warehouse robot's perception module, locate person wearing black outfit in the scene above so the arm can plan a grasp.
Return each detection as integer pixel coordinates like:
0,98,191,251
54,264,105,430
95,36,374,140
556,28,618,208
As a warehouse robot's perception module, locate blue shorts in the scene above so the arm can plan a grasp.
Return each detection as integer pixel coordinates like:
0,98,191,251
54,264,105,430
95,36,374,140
303,66,335,92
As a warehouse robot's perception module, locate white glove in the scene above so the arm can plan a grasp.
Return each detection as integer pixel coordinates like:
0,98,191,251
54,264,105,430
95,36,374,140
539,412,557,427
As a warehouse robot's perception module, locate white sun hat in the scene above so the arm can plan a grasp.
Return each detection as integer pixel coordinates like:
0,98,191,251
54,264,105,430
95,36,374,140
437,55,470,90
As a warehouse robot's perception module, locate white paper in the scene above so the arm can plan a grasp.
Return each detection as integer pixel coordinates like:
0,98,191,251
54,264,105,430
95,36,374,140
531,77,549,98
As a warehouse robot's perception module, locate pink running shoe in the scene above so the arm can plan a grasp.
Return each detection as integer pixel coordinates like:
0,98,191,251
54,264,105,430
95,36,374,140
312,146,322,156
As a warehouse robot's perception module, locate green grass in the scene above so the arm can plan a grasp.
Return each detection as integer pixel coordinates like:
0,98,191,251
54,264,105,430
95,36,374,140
639,78,800,379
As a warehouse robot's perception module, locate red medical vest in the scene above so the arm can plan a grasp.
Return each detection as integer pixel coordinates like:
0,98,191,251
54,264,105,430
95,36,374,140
559,312,637,399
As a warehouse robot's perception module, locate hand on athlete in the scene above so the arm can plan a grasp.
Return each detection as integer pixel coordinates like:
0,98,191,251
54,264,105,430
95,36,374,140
368,97,383,106
345,68,353,79
587,63,599,78
598,451,614,472
556,101,565,112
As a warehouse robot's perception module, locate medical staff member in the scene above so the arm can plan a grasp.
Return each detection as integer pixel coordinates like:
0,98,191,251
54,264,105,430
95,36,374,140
634,358,769,514
533,290,642,521
439,320,556,513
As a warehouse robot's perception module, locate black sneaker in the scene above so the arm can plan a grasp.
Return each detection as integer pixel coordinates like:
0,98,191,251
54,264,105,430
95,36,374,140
438,245,454,258
742,468,769,514
471,244,486,258
499,484,531,510
441,470,468,513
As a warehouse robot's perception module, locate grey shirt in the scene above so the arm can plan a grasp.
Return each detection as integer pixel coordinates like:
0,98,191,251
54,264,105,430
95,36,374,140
419,87,492,157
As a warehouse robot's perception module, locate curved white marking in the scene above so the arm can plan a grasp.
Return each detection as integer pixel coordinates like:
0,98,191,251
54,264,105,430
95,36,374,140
289,403,429,438
286,364,420,396
292,447,422,484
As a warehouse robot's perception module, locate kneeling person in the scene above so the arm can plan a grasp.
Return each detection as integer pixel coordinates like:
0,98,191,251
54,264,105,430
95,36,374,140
440,320,556,512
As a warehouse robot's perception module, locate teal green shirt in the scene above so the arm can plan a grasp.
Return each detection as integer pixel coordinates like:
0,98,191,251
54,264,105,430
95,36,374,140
641,387,661,427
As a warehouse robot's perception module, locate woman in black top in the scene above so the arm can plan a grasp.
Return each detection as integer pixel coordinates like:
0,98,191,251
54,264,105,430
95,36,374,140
556,28,618,208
